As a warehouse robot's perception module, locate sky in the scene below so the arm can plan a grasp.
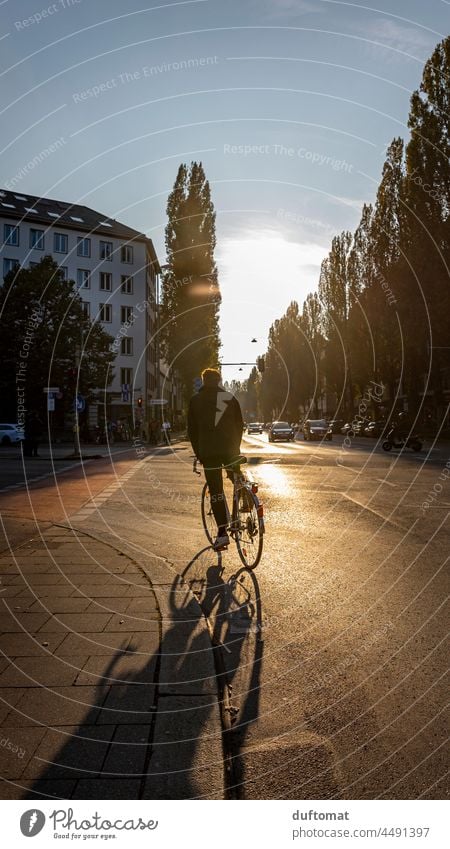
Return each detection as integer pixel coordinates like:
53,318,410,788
0,0,448,381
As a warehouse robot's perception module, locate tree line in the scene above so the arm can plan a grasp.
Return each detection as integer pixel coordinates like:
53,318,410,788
249,38,449,431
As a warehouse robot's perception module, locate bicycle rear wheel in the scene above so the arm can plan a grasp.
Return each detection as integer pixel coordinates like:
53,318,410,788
201,483,216,545
234,488,264,569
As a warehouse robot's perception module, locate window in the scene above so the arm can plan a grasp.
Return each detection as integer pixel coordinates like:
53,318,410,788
53,232,68,253
120,274,133,294
59,266,68,280
77,269,90,289
121,244,133,263
120,367,133,386
4,223,19,246
29,228,44,250
121,305,133,323
77,237,91,257
100,240,113,260
100,271,112,291
81,301,90,318
99,303,112,323
3,258,19,278
121,337,133,355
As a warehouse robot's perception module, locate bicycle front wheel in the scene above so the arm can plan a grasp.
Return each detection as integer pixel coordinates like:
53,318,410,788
201,482,216,545
234,488,264,569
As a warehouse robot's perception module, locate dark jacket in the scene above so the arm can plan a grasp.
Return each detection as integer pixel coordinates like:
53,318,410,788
187,385,244,462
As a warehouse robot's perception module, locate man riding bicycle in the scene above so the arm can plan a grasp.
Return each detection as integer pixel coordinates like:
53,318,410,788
188,368,244,550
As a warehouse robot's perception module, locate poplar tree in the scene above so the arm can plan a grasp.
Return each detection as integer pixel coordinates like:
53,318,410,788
161,161,221,401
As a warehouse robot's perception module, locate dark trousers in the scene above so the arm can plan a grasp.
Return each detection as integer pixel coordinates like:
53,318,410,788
203,457,235,530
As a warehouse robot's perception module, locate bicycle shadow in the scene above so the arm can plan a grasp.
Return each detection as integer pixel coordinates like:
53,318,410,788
181,545,264,798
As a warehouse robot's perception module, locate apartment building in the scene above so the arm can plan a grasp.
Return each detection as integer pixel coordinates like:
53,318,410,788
0,189,160,429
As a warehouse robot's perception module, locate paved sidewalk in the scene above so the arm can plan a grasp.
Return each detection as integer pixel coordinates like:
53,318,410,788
0,524,224,800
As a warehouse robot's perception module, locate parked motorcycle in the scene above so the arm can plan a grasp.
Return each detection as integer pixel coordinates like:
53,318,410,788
382,429,423,452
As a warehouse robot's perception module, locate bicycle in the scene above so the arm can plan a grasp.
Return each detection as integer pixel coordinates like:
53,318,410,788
193,457,264,569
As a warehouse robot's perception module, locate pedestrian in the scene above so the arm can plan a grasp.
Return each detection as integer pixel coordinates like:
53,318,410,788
162,419,171,443
24,410,43,458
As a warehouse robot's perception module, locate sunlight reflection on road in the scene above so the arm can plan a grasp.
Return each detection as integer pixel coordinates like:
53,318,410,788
255,462,293,496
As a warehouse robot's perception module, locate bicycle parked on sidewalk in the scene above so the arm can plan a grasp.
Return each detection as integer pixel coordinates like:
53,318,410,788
193,457,265,569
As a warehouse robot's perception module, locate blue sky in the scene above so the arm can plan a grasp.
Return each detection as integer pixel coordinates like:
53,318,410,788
0,0,448,380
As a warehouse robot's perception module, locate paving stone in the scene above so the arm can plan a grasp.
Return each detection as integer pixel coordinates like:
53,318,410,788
37,613,113,632
105,613,159,631
24,575,67,585
72,778,141,799
86,598,131,614
76,653,157,687
0,631,68,657
143,695,224,799
55,632,133,656
97,685,156,724
0,656,88,688
13,687,102,726
73,585,134,598
125,598,160,614
101,725,151,777
0,778,76,799
0,727,47,778
0,585,24,598
23,724,114,780
28,598,92,614
0,612,51,632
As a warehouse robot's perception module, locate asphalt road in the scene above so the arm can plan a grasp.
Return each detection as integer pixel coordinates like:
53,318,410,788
0,434,448,799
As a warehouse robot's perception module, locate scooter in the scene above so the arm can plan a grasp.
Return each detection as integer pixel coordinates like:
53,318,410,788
382,429,423,452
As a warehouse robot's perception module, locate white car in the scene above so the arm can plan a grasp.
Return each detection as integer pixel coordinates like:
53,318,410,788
0,423,23,445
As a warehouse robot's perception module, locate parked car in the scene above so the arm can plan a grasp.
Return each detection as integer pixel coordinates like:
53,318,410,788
268,421,295,442
341,420,368,437
354,419,370,436
328,419,345,434
341,422,354,436
303,419,332,441
0,423,23,445
247,422,263,434
364,420,388,438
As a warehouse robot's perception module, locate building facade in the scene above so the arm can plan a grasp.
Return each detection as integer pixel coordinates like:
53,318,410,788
0,189,161,431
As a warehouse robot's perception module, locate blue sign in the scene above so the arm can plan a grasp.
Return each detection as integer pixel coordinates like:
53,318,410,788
193,377,202,391
74,394,85,412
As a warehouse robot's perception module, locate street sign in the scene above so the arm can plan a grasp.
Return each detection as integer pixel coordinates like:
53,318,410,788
43,387,59,394
74,394,85,412
149,399,168,406
47,396,55,412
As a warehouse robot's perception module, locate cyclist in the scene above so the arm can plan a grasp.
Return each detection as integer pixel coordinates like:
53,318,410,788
188,368,244,549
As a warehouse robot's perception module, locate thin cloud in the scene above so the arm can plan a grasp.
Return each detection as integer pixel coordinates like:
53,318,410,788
357,18,435,61
251,0,322,19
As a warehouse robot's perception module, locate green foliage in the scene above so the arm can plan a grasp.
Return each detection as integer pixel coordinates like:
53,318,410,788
160,161,221,402
257,37,449,426
0,256,115,419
